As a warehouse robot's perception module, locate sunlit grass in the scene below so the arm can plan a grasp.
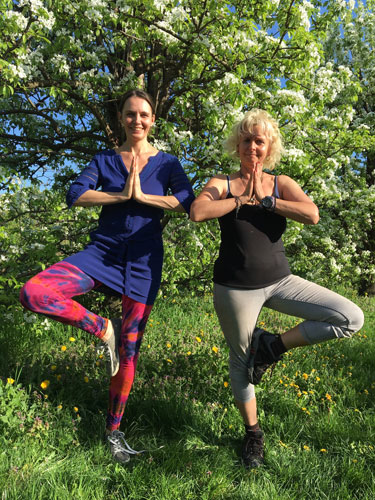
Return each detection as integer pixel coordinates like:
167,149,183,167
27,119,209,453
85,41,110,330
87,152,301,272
0,288,374,499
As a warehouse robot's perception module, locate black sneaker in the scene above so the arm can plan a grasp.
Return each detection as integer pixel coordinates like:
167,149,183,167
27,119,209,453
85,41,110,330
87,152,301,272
241,429,264,468
248,328,283,385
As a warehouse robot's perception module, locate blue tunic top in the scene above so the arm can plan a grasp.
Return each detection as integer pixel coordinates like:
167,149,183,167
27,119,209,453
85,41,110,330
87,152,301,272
64,149,195,305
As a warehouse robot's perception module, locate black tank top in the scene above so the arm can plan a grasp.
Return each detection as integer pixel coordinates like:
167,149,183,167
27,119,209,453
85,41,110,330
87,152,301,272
213,176,291,289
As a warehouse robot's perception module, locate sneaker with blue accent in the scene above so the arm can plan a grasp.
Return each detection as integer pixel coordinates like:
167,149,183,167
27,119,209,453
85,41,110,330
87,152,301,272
107,430,145,464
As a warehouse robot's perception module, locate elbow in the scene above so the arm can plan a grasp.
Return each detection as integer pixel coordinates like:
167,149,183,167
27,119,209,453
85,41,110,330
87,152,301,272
190,210,203,222
310,207,320,225
189,202,201,222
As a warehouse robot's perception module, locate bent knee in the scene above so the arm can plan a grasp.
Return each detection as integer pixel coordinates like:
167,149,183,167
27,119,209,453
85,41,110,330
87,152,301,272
19,280,43,312
342,304,364,338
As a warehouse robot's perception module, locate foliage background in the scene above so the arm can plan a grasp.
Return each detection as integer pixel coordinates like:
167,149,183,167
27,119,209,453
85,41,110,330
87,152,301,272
1,0,375,307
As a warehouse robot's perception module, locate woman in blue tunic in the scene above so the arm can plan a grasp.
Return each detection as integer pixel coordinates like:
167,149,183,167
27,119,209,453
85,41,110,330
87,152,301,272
20,89,195,463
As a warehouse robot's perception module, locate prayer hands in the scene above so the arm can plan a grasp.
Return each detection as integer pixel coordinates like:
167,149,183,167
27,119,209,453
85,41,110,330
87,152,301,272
121,155,145,203
242,162,265,204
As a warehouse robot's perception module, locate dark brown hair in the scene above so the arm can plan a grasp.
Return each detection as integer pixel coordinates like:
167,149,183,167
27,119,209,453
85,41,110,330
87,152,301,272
119,89,156,115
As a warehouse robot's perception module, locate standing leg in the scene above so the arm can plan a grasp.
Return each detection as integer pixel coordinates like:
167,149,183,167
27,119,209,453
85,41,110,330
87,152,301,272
106,296,152,431
213,283,266,468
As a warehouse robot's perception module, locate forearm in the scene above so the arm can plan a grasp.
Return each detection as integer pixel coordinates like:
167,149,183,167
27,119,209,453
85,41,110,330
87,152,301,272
274,199,319,225
190,197,239,221
73,190,129,207
139,194,186,212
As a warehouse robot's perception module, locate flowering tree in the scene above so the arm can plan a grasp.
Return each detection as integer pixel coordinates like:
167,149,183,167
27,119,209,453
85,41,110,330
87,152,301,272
1,0,373,306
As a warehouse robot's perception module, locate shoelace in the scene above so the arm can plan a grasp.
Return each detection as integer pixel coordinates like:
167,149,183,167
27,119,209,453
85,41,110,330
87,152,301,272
96,344,113,365
108,431,146,456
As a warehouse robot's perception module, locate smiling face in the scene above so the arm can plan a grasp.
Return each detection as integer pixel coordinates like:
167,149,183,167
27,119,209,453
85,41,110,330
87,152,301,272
119,96,155,143
237,124,271,168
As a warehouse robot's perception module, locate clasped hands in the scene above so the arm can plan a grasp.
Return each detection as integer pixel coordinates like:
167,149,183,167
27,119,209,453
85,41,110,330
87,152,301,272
121,155,146,203
240,162,265,204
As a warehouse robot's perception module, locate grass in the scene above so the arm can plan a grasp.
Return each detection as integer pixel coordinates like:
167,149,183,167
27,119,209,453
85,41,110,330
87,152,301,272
1,287,375,499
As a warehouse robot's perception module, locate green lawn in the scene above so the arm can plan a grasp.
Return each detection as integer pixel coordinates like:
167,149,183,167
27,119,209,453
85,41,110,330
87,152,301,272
1,288,374,499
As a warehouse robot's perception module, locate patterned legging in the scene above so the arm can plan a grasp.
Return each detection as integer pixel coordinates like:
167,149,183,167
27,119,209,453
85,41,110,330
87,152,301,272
19,261,152,431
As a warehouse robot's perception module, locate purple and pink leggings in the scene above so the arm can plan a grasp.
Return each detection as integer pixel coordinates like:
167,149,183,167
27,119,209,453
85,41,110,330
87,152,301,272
19,261,152,431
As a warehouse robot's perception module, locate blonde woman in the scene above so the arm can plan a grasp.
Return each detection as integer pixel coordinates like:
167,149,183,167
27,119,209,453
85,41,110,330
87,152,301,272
190,109,364,468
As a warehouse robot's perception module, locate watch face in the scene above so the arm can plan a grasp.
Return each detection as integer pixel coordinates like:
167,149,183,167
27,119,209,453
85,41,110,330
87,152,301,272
263,197,272,208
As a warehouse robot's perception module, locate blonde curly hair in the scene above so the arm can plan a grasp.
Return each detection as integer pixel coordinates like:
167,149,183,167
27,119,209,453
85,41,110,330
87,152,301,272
224,109,284,170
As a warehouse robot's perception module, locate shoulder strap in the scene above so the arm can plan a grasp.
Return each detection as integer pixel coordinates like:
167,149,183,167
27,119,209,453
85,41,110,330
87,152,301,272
226,175,231,196
274,175,280,199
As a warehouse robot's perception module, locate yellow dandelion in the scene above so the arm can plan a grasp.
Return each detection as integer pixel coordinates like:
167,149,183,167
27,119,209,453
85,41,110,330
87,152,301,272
84,376,89,383
40,380,50,390
195,336,202,343
147,344,151,349
224,381,229,388
302,390,308,395
44,394,48,399
61,345,67,352
6,378,15,385
95,361,100,366
167,359,172,363
354,408,360,412
51,365,57,371
56,375,61,381
279,379,284,384
316,376,321,381
353,459,358,463
57,404,62,410
99,354,103,359
212,346,219,353
325,393,332,401
320,449,327,453
364,389,369,395
73,407,79,413
301,407,307,411
187,351,191,356
302,373,308,380
259,321,265,326
303,445,310,451
282,363,287,368
69,337,76,342
279,441,287,448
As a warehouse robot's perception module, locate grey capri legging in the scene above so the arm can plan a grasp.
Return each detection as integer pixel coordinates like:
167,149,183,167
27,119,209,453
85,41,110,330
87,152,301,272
213,274,364,403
